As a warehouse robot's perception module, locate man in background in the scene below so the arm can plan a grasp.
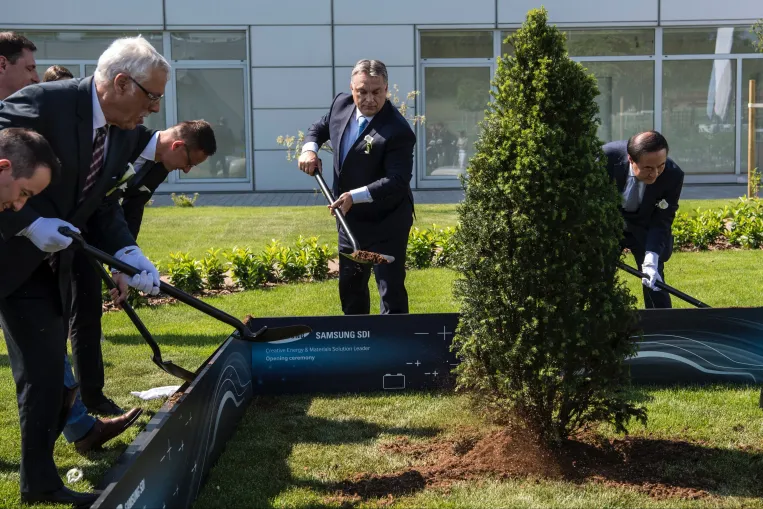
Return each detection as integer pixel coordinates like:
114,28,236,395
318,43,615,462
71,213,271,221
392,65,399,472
0,32,38,100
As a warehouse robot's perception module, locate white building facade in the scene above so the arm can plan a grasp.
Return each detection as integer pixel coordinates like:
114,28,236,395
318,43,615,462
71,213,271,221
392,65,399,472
3,0,763,193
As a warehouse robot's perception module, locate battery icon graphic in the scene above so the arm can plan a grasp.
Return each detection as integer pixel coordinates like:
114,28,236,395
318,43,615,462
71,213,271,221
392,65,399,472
383,373,405,390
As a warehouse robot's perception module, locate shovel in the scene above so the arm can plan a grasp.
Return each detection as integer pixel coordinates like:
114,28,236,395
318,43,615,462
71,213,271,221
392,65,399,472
312,166,394,265
85,254,196,382
617,261,710,308
60,227,312,345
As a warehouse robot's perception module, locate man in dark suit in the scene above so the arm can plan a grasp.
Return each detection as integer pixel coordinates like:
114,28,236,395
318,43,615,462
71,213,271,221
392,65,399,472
67,120,216,418
298,59,416,315
604,130,684,309
0,128,59,211
0,35,168,507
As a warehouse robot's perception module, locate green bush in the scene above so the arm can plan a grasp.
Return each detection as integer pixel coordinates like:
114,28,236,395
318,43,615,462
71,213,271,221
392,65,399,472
166,252,204,293
170,192,199,207
225,247,269,290
260,239,284,283
406,226,438,269
277,246,309,282
296,235,332,281
433,224,459,268
451,8,645,445
201,248,227,290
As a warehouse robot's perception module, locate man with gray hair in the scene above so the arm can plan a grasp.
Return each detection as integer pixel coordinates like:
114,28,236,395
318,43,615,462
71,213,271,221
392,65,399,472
0,35,166,507
299,59,416,315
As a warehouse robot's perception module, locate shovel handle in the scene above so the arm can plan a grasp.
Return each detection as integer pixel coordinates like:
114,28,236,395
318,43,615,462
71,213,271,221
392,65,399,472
59,227,252,339
617,262,710,308
312,166,361,253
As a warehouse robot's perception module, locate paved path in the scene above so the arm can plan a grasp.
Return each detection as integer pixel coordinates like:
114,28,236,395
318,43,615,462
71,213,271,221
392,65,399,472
148,185,748,207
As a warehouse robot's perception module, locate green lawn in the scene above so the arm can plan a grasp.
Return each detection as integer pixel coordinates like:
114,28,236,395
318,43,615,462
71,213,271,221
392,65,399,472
0,199,761,508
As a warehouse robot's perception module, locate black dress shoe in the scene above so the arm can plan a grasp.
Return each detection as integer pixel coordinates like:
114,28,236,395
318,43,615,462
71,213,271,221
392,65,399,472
82,394,124,416
21,486,102,508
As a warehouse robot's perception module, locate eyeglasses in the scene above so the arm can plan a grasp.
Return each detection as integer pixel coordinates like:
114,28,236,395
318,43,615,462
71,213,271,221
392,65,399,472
128,75,163,104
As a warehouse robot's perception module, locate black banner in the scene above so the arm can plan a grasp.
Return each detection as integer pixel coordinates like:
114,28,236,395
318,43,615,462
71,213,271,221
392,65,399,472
249,309,763,393
92,337,253,509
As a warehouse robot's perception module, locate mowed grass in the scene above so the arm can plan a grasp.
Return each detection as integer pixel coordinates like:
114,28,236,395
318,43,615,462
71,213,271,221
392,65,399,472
0,198,761,508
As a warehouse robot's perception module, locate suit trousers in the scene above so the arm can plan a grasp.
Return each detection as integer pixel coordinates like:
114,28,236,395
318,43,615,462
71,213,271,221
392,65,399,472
338,226,411,315
622,232,672,309
0,264,66,494
68,250,105,402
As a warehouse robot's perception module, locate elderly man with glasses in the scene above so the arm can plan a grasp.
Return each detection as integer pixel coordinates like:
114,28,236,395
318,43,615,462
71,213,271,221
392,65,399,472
0,35,167,507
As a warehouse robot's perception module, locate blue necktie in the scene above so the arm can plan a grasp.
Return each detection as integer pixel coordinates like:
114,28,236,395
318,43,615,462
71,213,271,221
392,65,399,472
623,176,640,212
356,117,368,143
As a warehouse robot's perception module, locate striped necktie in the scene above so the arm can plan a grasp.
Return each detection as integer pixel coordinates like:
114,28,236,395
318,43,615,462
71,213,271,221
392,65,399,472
80,126,108,204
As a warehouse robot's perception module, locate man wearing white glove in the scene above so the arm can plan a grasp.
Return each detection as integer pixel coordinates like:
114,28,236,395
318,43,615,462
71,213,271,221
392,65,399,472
603,131,684,309
0,34,168,506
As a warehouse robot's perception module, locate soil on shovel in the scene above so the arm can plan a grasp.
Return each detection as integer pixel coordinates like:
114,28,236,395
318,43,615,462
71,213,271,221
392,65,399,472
351,250,391,264
324,425,746,505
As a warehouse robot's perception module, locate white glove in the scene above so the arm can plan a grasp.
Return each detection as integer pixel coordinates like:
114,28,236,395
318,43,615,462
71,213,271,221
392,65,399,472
17,218,81,253
114,245,160,295
641,251,662,291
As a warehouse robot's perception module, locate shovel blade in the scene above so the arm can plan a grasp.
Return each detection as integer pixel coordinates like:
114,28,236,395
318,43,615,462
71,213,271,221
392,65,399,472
242,324,313,343
340,250,395,265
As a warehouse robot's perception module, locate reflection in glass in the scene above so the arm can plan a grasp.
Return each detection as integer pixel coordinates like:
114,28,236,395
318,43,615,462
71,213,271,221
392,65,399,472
170,32,247,60
663,27,759,55
564,29,654,56
420,31,494,59
742,60,763,176
662,60,736,174
580,61,654,142
175,69,247,180
423,67,491,177
19,32,163,60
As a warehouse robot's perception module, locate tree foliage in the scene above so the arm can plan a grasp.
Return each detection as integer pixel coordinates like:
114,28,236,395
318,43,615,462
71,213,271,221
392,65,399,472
451,8,646,445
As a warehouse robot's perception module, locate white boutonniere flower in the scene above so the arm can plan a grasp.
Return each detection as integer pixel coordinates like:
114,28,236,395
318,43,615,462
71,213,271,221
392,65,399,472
107,162,135,196
364,134,374,154
656,199,669,210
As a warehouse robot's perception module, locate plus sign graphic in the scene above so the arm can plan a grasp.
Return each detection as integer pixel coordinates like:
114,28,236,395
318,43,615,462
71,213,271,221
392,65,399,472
160,439,172,462
438,326,453,341
185,412,193,426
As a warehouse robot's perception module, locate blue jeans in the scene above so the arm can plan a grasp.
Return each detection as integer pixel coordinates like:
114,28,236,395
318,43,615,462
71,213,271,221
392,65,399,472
62,354,96,443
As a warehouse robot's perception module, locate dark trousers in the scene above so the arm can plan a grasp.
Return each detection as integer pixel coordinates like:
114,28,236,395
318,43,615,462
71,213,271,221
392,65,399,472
623,234,672,309
338,227,410,315
0,264,66,494
68,251,105,402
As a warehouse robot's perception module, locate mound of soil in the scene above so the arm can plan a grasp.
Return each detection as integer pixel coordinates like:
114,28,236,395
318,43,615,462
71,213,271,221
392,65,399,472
325,426,744,504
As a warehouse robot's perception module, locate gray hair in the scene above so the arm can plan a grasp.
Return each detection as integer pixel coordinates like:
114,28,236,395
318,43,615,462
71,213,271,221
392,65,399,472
94,36,170,86
351,59,388,84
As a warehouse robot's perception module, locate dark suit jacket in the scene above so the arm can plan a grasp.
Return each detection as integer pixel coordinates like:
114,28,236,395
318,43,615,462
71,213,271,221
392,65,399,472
304,93,416,247
115,159,167,240
0,77,154,299
603,140,685,260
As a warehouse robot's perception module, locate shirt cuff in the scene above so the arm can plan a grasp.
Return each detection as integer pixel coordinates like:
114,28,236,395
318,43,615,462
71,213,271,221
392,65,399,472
644,251,659,267
140,132,159,161
302,142,320,154
349,186,373,204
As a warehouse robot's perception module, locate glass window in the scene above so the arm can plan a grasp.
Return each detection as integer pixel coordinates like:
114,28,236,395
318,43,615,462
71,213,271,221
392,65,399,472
20,31,163,60
662,59,736,174
580,61,654,142
423,66,491,177
564,29,654,56
36,63,81,83
742,60,763,177
500,31,516,58
85,64,166,132
175,68,247,180
663,27,758,55
170,32,246,61
420,31,494,59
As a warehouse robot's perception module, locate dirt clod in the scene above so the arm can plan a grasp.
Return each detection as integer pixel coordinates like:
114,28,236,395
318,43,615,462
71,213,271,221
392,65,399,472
352,250,391,264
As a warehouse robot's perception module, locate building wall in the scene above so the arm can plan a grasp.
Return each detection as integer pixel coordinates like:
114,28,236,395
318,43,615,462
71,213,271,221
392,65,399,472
3,0,763,191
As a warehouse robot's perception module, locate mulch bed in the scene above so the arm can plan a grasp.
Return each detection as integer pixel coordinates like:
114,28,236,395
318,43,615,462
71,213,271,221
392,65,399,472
324,426,761,505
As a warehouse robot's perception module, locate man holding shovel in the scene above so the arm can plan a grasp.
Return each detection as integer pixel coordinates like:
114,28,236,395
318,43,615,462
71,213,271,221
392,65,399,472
604,130,685,309
298,59,416,315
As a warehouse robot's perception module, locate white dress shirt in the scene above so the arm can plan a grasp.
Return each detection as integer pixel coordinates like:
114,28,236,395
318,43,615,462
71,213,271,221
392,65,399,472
133,132,159,173
302,107,373,204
